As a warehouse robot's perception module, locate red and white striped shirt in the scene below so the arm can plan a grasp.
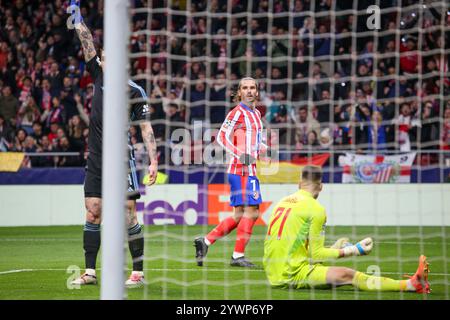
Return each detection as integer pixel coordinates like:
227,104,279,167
216,102,267,176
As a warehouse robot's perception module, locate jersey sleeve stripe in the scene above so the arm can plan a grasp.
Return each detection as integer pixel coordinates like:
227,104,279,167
128,79,147,99
217,110,244,158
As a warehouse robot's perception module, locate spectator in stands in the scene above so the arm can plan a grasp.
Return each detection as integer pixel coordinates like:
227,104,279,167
36,78,55,112
60,86,78,120
129,125,143,145
271,28,289,77
68,115,87,153
55,136,82,167
23,136,41,167
268,67,286,94
314,23,331,60
420,101,438,148
17,96,41,135
315,89,332,123
396,103,419,152
318,127,334,150
74,92,90,125
34,135,54,167
13,128,27,152
0,86,19,126
210,72,227,124
41,96,66,129
0,114,14,151
354,104,372,148
265,90,287,124
368,110,388,152
306,130,320,148
440,107,450,151
295,106,321,148
400,36,419,74
166,103,184,139
187,81,206,125
31,121,44,144
47,62,63,93
46,122,60,145
312,62,329,100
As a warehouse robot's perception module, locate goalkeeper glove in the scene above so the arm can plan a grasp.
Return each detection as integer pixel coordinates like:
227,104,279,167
239,153,256,166
342,237,373,256
331,237,353,249
69,0,84,24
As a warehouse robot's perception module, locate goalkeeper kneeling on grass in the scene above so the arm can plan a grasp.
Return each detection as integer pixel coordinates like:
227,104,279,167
263,165,430,294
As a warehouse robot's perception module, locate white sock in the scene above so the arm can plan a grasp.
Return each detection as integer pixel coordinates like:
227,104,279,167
85,268,96,276
406,279,415,291
204,238,211,246
232,252,244,259
131,271,144,277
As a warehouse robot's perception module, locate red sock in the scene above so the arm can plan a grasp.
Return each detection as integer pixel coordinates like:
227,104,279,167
234,217,256,254
205,216,238,245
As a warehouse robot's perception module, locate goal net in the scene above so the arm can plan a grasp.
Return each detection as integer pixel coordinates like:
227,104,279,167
123,0,450,300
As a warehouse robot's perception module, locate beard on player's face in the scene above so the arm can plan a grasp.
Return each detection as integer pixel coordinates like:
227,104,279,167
240,90,258,104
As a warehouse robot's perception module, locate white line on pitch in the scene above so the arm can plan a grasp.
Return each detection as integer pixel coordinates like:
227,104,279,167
1,268,450,277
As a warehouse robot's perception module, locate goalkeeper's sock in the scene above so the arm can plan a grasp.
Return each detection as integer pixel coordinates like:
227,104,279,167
128,223,144,271
83,222,101,270
352,271,409,291
233,216,256,257
205,216,239,246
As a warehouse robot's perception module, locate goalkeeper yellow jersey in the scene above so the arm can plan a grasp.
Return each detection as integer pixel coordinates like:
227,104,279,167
263,189,340,287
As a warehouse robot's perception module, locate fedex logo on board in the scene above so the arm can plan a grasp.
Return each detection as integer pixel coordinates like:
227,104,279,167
136,184,298,226
136,185,208,225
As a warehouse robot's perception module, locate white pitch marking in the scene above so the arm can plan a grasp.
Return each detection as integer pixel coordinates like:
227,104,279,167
1,268,449,277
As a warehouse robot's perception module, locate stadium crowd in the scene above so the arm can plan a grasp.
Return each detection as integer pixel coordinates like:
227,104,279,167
0,0,448,168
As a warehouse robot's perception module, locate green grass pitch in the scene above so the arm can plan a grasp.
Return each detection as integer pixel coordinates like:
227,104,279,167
0,225,448,300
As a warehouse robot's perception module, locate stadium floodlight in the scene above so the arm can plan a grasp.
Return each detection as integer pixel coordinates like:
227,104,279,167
101,0,130,300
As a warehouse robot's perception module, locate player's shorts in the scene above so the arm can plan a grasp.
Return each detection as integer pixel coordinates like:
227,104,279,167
84,150,141,200
228,173,262,207
290,264,331,289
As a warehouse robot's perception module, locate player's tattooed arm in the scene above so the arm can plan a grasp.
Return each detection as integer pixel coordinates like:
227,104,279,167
75,22,97,62
140,121,158,166
140,121,158,185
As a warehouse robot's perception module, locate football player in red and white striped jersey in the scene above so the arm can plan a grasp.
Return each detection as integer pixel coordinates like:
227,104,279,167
194,77,271,268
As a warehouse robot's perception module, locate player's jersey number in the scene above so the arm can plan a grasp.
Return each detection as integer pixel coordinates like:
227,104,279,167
267,207,292,240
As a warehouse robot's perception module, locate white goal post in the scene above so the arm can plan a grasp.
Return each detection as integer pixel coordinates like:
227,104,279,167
101,0,130,300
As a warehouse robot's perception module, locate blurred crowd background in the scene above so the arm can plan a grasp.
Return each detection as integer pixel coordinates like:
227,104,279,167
0,0,449,168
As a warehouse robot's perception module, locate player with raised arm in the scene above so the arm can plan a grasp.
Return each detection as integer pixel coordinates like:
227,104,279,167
263,165,430,293
67,1,158,288
194,77,272,268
